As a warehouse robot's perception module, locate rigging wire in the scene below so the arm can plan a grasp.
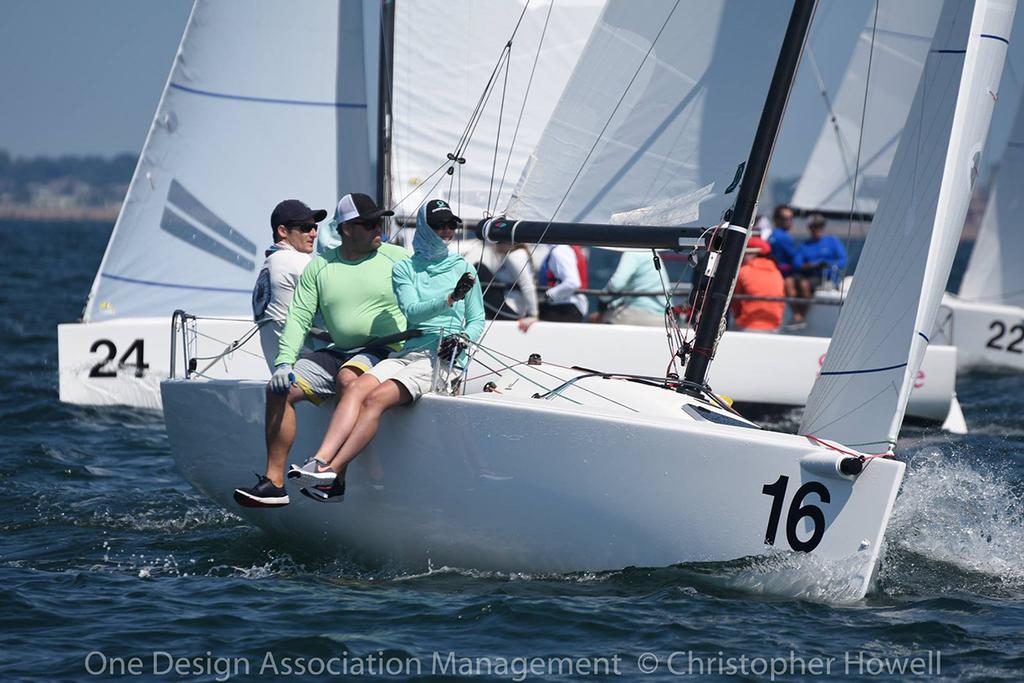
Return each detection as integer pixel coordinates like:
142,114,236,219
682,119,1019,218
806,47,858,214
469,0,683,373
387,1,531,240
493,0,555,215
839,0,880,298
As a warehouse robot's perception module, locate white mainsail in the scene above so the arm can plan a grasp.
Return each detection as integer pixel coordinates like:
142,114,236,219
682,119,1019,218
506,0,791,226
790,0,942,216
84,0,377,321
800,0,1015,453
958,92,1024,306
390,0,604,220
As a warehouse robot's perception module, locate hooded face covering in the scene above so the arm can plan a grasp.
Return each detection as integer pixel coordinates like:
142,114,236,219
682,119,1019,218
413,203,452,261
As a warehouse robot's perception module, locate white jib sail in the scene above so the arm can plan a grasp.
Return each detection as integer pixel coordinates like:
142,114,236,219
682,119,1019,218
791,0,942,217
958,92,1024,305
85,0,377,321
505,0,791,227
800,0,1015,453
389,0,604,221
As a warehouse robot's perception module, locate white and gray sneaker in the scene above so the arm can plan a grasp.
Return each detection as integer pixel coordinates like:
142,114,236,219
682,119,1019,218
287,457,338,488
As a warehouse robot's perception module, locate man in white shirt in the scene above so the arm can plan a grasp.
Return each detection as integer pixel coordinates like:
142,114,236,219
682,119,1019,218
251,199,327,368
538,244,588,322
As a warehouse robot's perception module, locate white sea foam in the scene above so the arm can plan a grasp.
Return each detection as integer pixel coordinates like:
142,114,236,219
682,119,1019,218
883,445,1024,590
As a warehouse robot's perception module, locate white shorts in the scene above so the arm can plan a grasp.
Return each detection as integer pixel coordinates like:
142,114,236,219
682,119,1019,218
367,349,436,401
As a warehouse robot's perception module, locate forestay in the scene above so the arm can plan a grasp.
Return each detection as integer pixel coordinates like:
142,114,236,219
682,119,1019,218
85,0,378,321
390,0,604,220
801,0,1014,453
505,0,790,226
958,92,1024,306
791,0,942,216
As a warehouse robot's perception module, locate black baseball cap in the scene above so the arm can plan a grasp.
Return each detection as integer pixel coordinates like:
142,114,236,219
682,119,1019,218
334,193,395,223
425,199,461,229
270,199,327,229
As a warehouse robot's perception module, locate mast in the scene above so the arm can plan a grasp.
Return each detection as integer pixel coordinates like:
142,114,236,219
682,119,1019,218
377,0,395,209
682,0,817,389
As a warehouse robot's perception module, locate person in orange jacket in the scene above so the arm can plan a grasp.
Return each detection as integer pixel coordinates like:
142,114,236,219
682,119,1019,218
732,236,785,332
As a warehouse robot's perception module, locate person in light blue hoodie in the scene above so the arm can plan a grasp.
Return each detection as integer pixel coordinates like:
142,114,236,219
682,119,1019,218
297,199,485,502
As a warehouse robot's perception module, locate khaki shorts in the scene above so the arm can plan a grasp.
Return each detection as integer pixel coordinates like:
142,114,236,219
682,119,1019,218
293,346,390,405
366,349,437,401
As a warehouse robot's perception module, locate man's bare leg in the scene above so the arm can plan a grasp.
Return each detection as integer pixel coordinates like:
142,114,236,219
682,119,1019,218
327,379,411,476
309,369,377,464
264,384,308,487
795,277,815,321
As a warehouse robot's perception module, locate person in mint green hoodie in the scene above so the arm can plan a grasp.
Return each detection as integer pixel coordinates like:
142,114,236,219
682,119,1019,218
299,199,485,502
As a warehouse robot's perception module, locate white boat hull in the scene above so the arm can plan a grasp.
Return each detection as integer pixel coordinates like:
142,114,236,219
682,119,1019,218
162,378,905,598
477,322,957,422
60,318,958,425
934,294,1024,372
58,317,267,409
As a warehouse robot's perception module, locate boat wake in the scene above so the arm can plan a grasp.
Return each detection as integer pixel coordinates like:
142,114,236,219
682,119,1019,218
879,445,1024,597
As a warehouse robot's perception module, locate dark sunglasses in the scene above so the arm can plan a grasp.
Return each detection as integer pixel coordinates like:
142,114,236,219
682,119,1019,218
431,221,459,232
287,222,318,233
353,219,383,230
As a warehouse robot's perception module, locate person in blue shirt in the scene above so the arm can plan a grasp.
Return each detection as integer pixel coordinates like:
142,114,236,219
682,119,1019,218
767,205,800,319
792,213,847,321
767,205,798,279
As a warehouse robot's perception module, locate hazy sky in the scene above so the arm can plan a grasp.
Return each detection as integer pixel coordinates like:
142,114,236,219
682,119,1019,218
1,0,1021,180
0,0,193,158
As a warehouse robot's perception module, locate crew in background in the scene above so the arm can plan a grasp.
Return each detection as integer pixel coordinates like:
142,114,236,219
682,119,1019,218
767,205,799,313
792,213,847,322
594,251,669,327
539,244,588,322
468,241,539,332
252,200,323,369
732,236,785,332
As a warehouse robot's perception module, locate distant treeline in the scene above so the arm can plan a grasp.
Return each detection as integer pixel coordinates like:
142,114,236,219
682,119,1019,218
0,149,136,214
0,149,135,189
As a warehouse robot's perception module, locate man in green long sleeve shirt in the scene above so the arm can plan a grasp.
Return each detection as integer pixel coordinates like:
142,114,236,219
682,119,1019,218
234,193,409,508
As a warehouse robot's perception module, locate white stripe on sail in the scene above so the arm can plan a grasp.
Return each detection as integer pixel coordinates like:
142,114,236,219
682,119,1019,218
800,0,1015,453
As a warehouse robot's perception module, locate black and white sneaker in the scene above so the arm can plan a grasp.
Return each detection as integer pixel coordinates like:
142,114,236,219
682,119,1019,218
233,474,289,508
287,457,337,488
300,478,346,503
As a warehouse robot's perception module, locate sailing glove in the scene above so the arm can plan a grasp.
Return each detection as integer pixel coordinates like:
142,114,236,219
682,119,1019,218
270,363,295,395
450,272,476,302
438,334,468,362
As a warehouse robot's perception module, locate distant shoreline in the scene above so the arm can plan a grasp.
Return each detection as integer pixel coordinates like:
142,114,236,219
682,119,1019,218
0,204,119,222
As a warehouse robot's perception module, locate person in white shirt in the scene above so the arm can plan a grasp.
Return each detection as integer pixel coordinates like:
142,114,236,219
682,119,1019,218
538,244,589,322
251,199,326,369
462,241,539,332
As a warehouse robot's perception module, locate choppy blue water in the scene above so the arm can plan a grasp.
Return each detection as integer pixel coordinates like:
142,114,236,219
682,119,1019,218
2,221,1023,682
